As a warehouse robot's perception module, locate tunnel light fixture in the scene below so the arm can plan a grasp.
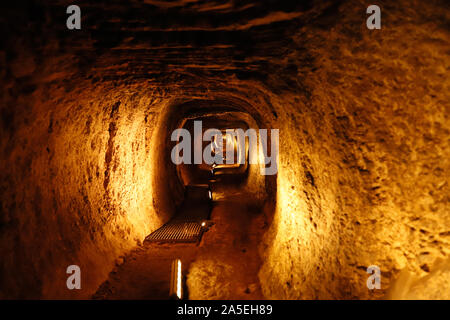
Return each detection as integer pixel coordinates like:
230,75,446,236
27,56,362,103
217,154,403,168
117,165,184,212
170,259,183,299
208,190,212,200
201,221,206,227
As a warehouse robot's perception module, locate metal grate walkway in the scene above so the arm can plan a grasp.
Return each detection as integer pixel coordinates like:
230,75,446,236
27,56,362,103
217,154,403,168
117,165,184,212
145,221,204,243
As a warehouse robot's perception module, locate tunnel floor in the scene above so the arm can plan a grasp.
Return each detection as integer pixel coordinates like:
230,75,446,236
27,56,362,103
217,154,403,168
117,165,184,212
145,185,211,243
93,194,267,299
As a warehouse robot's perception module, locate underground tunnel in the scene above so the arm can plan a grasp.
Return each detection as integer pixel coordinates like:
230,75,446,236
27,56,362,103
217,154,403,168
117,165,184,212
0,0,449,301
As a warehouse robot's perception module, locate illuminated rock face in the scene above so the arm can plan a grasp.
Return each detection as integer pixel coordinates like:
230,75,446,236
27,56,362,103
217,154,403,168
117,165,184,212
0,0,449,299
0,83,182,298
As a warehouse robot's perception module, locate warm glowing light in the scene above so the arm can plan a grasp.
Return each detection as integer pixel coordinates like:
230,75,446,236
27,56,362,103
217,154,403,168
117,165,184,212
201,221,206,227
225,133,235,151
177,259,182,299
208,190,212,199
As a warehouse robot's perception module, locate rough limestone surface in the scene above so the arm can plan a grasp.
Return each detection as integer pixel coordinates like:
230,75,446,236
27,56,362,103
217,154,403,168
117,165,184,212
0,0,448,299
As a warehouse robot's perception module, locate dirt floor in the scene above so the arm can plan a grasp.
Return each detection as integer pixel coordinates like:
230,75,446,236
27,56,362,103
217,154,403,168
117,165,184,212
93,199,268,300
